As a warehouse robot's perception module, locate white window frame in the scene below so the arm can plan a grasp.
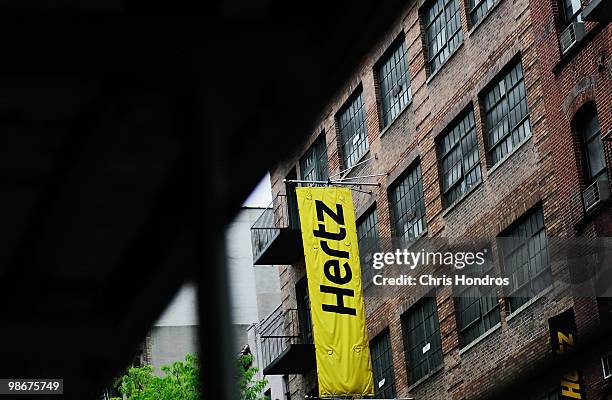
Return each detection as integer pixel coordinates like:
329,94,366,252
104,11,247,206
603,351,612,379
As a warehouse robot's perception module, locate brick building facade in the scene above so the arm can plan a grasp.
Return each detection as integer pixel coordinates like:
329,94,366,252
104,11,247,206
251,0,612,399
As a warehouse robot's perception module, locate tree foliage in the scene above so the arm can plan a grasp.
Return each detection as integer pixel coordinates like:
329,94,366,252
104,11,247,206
237,354,268,400
110,353,267,400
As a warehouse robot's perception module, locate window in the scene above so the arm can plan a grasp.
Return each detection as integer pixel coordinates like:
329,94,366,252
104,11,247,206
424,0,463,75
483,60,531,167
402,296,443,383
285,170,300,229
296,278,313,343
574,103,607,184
438,109,481,208
469,0,496,26
499,206,551,314
390,161,427,244
454,257,501,347
377,38,412,128
598,297,612,328
357,208,380,286
300,135,329,184
560,0,582,25
603,351,612,379
370,330,396,398
338,90,369,169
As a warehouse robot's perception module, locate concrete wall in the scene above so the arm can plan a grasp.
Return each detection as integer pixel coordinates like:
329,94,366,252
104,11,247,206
150,325,199,371
226,207,282,325
149,284,199,373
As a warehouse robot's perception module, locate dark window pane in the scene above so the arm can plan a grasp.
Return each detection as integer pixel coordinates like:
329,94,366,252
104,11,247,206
575,104,607,183
338,91,369,169
295,279,313,343
500,206,551,314
424,0,464,74
299,135,329,184
483,61,531,167
438,109,481,208
389,162,427,244
401,297,442,383
454,252,501,347
561,0,582,24
469,0,497,25
357,208,380,287
378,39,412,128
370,331,396,398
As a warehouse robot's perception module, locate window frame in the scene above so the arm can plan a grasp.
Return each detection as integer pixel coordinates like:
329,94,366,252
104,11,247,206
454,253,501,348
389,160,427,245
295,278,313,344
482,59,531,167
573,103,607,185
376,36,412,129
437,108,482,209
370,329,396,399
602,351,612,380
468,0,497,26
401,296,443,384
337,88,369,169
357,207,380,287
423,0,464,75
560,0,583,25
299,134,329,184
499,206,552,314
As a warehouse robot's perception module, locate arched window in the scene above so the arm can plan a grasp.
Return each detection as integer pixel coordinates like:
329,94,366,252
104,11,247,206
574,103,607,184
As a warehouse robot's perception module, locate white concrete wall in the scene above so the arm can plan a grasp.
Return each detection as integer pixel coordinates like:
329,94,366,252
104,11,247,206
227,207,282,324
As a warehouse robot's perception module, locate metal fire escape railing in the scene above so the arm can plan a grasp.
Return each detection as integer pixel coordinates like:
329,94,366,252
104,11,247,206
250,193,298,261
259,306,311,370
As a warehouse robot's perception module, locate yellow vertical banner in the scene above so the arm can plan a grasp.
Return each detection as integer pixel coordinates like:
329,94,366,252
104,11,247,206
296,187,374,398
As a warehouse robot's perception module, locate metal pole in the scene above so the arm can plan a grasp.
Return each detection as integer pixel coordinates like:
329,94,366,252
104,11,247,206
284,179,380,187
305,397,415,400
329,181,380,187
328,154,377,179
334,173,388,181
284,179,330,185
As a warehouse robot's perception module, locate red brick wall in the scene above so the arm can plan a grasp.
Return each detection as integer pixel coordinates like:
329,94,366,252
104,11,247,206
268,0,612,397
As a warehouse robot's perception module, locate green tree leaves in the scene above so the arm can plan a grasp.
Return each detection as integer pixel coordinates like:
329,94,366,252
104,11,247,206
111,353,267,400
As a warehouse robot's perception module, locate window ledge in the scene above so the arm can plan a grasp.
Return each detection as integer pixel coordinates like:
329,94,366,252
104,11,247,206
426,41,465,85
406,364,444,392
467,0,504,38
574,197,612,232
379,99,413,139
397,229,429,251
442,179,484,218
506,285,554,322
486,134,532,177
458,322,502,355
